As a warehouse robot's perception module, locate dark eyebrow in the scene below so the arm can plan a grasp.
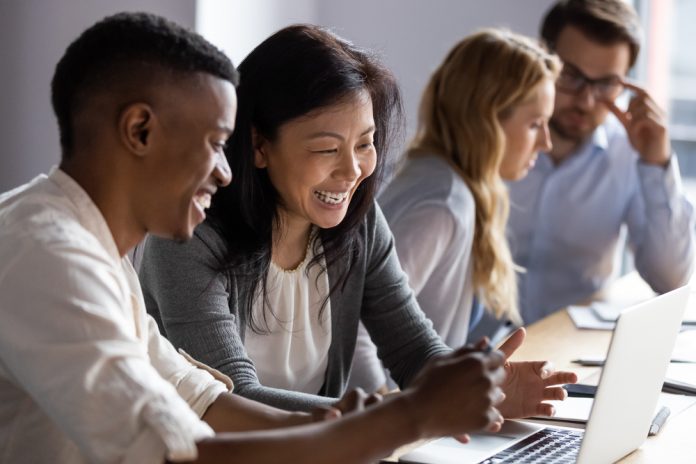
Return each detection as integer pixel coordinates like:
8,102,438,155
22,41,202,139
307,126,376,141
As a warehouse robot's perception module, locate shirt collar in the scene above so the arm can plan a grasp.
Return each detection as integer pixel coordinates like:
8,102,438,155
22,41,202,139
589,122,609,152
48,167,121,262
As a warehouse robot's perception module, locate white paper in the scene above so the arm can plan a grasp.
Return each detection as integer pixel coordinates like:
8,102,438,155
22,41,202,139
567,305,615,330
531,393,696,424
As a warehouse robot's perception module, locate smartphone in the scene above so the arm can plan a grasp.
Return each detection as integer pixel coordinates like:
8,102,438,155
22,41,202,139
563,383,597,398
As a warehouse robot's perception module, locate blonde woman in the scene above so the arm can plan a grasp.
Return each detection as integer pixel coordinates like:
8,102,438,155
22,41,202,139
351,29,561,391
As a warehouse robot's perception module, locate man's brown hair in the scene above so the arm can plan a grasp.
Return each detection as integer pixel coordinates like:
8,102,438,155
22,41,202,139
541,0,642,68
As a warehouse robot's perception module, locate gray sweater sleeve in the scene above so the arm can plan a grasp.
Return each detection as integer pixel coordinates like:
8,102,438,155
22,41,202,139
358,204,451,388
139,223,337,412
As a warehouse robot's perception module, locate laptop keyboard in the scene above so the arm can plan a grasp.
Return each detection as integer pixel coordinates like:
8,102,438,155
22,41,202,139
479,428,583,463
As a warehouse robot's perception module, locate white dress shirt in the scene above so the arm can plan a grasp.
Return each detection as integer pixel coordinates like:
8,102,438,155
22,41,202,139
0,168,231,463
508,115,696,323
244,240,332,394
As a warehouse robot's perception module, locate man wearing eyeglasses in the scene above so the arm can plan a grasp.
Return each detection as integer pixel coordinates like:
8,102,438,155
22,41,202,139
506,0,695,324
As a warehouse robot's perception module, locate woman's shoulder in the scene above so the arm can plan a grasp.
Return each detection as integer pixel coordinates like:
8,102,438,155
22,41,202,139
380,154,474,223
144,219,229,267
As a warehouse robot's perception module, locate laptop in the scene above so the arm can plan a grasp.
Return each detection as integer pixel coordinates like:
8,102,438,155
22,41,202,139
400,286,690,464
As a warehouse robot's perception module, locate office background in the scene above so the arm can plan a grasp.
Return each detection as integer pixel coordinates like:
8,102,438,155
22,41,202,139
0,0,693,193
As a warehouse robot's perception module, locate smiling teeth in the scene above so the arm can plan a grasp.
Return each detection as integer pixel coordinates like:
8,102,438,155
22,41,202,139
193,193,212,210
314,190,349,205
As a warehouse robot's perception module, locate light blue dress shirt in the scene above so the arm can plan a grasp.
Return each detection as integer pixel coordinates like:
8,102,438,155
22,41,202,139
507,116,696,323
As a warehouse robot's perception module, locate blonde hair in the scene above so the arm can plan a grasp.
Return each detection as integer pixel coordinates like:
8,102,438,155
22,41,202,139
410,29,560,323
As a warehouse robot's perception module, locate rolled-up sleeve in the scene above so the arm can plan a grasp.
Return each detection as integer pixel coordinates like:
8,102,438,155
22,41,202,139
0,238,225,463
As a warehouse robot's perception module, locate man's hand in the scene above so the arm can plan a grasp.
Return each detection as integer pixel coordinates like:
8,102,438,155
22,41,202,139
496,328,578,419
404,345,506,441
310,388,383,422
604,81,671,167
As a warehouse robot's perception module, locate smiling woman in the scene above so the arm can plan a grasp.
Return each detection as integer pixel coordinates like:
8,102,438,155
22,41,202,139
138,24,575,419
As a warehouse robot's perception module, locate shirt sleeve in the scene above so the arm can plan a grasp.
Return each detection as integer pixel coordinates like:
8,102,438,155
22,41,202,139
0,237,220,464
359,203,451,389
626,157,696,292
139,226,338,412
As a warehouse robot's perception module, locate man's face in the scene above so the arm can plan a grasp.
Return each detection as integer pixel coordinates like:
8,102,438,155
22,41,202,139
139,74,236,241
550,25,632,143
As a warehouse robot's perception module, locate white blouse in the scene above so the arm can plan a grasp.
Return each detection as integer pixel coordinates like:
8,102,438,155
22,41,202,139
244,239,332,394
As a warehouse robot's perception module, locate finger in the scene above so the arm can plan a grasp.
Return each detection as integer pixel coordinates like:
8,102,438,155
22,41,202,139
489,385,506,405
312,406,341,422
475,337,490,351
483,349,506,370
364,392,383,407
531,361,554,380
542,386,568,401
336,388,367,412
453,434,471,444
627,102,653,123
452,342,479,357
536,402,556,417
489,364,507,386
604,99,631,129
497,327,525,360
543,371,578,387
485,407,504,432
619,79,649,97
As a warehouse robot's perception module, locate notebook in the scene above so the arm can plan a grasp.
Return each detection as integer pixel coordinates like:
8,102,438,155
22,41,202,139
400,286,690,464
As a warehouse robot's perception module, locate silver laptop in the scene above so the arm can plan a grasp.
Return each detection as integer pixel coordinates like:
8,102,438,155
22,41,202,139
400,286,690,464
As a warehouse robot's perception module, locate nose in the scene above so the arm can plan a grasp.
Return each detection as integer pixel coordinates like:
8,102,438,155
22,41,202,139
537,123,552,152
214,152,233,187
336,149,361,181
575,83,597,110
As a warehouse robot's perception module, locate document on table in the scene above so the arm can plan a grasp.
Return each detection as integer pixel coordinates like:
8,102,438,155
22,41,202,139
665,363,696,394
568,304,696,331
530,393,696,424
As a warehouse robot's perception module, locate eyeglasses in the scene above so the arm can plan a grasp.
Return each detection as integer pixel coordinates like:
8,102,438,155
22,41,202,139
556,63,624,100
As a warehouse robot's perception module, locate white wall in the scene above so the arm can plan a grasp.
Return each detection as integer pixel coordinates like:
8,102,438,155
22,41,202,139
316,0,556,141
0,0,555,191
196,0,317,67
0,0,196,192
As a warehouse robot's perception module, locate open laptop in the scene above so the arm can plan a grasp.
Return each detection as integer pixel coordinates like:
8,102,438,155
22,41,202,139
400,286,690,464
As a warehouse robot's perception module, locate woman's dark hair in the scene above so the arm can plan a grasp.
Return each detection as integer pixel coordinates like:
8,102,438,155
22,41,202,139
208,24,403,332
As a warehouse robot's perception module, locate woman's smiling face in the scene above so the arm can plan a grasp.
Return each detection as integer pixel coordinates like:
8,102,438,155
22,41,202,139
254,90,376,230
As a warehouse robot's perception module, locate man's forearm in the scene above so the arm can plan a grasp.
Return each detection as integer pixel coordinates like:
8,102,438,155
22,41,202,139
202,392,312,433
192,394,420,464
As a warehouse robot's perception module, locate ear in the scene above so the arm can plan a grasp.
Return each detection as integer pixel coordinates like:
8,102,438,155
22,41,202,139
119,103,155,157
252,126,269,168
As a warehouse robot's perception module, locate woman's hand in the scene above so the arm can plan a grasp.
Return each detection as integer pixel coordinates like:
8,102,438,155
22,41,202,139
495,328,578,419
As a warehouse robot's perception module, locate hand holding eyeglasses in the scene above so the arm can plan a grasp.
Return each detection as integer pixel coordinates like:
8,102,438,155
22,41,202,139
603,80,672,167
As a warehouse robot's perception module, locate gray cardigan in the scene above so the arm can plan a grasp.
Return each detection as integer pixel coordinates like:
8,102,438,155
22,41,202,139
139,203,449,411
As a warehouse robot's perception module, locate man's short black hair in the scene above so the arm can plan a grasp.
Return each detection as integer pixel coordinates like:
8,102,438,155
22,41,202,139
51,11,239,157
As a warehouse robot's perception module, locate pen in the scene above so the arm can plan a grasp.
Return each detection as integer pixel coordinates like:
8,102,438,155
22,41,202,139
572,357,696,366
571,358,605,367
648,406,670,436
